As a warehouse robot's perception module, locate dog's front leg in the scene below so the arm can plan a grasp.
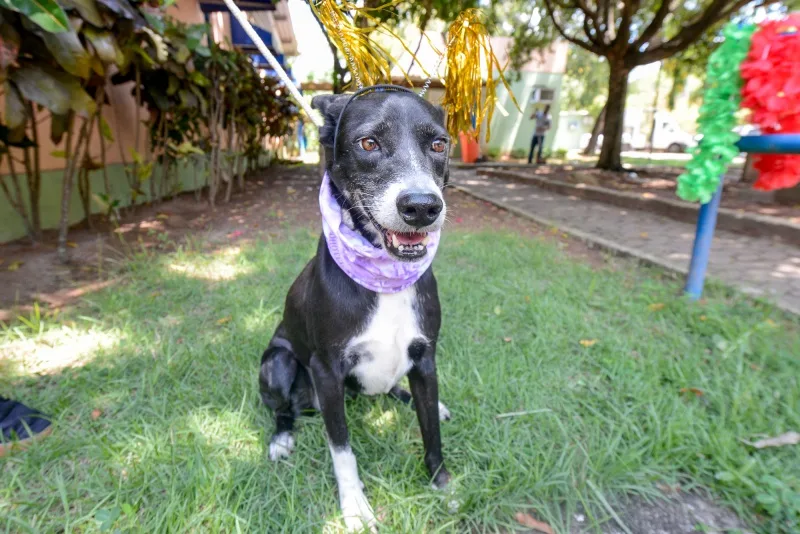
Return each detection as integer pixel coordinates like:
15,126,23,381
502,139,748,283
309,357,376,533
408,346,451,489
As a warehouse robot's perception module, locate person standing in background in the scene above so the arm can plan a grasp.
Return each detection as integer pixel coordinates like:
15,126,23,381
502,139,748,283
528,104,552,164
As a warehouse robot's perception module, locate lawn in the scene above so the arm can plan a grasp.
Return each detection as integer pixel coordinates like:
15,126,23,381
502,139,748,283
1,229,799,533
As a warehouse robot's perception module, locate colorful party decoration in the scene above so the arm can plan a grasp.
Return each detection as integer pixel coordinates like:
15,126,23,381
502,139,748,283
739,14,800,191
677,23,755,203
311,3,517,143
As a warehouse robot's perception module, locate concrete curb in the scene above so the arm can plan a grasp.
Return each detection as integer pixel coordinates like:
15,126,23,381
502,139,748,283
477,169,800,246
452,184,800,317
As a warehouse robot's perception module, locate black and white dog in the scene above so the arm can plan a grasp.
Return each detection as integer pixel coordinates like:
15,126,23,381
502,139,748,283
259,87,451,531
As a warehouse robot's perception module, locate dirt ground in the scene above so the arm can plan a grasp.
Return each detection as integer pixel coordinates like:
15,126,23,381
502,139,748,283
0,164,604,319
515,164,800,222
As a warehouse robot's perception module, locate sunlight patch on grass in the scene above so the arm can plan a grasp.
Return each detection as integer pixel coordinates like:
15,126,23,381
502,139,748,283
168,254,254,282
365,408,398,436
1,327,120,376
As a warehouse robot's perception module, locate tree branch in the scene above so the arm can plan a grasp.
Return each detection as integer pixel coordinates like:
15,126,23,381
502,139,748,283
574,0,604,45
633,0,777,65
632,0,673,52
615,0,638,53
543,0,604,54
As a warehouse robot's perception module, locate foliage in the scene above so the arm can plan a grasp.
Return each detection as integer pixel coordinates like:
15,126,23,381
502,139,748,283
0,0,297,251
561,46,607,115
496,0,782,171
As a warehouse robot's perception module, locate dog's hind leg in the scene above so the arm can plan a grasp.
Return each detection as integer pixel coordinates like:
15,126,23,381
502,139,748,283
260,324,306,461
387,385,412,404
388,385,451,421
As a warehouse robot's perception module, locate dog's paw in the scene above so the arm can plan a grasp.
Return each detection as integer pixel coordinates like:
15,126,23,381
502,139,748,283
431,467,452,490
340,489,377,533
268,432,294,461
438,401,451,422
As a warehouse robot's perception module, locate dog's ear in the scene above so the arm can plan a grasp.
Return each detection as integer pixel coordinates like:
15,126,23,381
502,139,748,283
312,94,349,148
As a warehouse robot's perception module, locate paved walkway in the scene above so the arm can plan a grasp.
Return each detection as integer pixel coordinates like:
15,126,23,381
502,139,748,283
452,169,800,315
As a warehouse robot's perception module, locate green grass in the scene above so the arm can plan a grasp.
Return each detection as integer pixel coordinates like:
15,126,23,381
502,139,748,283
2,230,799,533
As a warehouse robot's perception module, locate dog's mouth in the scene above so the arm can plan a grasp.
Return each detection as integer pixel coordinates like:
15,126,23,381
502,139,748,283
355,194,434,261
382,228,430,260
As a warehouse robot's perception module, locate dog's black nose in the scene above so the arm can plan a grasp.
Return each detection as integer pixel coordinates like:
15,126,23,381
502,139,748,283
396,191,443,227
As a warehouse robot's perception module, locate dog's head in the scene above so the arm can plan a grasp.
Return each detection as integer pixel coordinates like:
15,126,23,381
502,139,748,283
313,89,449,262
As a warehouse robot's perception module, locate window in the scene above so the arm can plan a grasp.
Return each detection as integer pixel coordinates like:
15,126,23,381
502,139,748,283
530,86,555,103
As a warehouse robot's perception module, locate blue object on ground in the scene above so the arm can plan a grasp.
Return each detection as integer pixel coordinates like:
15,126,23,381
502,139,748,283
685,182,723,299
684,133,800,299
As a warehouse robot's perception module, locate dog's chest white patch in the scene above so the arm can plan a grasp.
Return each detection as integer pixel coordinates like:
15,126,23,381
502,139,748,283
347,288,422,395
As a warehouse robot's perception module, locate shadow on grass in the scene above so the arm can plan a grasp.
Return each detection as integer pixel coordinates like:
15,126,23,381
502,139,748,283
1,229,799,533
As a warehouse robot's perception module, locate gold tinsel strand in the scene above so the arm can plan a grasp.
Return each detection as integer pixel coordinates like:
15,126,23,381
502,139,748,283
312,3,517,144
439,9,518,143
310,0,393,88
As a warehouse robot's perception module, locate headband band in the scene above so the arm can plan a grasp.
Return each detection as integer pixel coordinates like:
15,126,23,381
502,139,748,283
332,85,419,162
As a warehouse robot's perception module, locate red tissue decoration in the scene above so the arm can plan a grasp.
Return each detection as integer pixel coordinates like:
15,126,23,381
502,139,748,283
739,14,800,191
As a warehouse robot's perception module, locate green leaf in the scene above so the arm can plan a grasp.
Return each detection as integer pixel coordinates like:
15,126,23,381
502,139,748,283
95,506,120,532
94,0,142,26
142,11,164,34
10,63,71,115
174,44,190,65
5,81,28,129
189,70,210,87
142,27,167,63
166,74,180,96
51,149,67,158
60,0,103,27
42,28,91,78
10,64,94,116
185,23,208,51
0,21,21,70
50,112,70,144
169,141,204,156
0,0,70,33
82,27,119,64
98,116,113,142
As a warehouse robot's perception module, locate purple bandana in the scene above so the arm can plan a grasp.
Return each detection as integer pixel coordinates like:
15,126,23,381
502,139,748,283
319,173,440,294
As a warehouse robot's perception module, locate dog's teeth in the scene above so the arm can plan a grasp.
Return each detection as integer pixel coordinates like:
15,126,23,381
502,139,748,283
422,235,430,246
398,244,406,252
391,233,399,248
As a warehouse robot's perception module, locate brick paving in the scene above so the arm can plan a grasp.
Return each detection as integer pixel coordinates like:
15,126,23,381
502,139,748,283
452,169,800,315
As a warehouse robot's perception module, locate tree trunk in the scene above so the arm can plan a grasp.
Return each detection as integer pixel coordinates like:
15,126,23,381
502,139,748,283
740,153,758,183
583,103,606,156
58,116,84,263
28,103,42,238
597,60,631,171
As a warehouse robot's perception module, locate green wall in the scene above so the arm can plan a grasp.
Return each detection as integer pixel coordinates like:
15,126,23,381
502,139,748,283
1,154,270,243
484,72,565,156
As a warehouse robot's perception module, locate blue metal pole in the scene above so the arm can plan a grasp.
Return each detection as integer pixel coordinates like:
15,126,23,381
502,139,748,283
736,133,800,153
684,181,724,299
682,133,800,301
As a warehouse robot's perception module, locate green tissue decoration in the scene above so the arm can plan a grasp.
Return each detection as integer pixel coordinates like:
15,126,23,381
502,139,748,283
677,23,756,203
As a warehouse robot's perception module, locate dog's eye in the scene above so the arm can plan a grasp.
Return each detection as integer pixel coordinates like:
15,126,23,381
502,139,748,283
431,139,447,153
360,138,379,152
